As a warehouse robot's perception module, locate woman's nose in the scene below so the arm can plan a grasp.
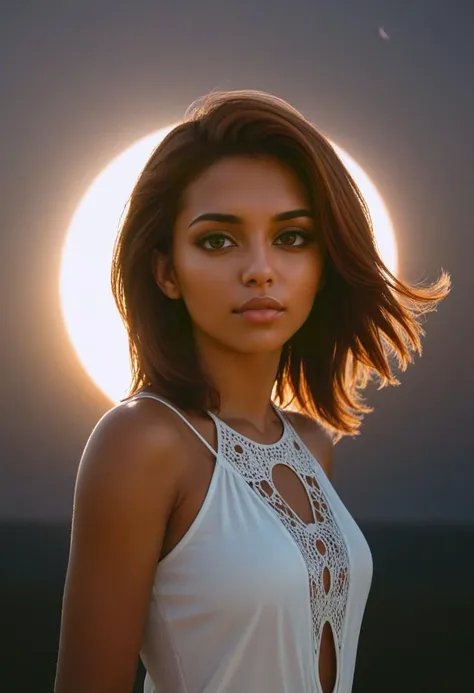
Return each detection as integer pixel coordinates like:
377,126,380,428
240,245,276,286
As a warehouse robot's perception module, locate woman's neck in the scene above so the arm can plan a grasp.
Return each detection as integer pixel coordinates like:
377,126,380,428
197,340,282,433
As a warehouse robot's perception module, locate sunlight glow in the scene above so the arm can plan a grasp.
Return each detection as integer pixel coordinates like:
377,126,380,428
59,127,398,404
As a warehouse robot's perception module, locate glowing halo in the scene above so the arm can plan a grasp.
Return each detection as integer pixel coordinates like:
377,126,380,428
332,144,397,274
59,127,398,403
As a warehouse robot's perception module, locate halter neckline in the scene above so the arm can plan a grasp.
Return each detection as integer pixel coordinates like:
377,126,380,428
207,402,288,449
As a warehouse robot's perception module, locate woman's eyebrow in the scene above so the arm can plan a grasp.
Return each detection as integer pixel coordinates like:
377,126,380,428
188,208,313,228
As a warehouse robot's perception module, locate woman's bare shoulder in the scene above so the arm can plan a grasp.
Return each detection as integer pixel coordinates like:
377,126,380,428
55,398,188,692
75,397,190,511
86,396,187,459
92,395,185,445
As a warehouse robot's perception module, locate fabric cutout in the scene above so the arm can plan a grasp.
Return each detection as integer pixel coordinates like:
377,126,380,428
212,413,350,663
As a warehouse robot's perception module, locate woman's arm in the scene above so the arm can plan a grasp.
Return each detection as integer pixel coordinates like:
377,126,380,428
54,400,183,693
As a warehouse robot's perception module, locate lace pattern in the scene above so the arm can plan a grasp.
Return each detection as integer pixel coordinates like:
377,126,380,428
210,411,350,654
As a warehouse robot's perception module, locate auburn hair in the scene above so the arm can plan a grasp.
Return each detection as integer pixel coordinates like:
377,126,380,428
111,89,450,439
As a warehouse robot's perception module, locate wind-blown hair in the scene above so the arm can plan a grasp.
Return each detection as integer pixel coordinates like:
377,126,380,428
111,89,450,438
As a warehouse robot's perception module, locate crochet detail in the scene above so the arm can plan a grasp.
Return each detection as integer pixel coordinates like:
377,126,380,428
211,411,350,668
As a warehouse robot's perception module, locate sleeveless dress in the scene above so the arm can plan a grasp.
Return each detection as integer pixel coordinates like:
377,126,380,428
129,393,373,693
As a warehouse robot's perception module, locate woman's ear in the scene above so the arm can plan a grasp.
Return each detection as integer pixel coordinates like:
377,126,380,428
152,249,181,299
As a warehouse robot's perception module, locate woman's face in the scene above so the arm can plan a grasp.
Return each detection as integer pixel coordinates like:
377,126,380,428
154,155,324,356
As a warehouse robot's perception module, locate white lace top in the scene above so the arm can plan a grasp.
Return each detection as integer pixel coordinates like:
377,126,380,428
130,393,373,693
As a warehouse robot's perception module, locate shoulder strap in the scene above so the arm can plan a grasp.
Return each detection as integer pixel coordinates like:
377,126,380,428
127,393,218,459
270,401,289,426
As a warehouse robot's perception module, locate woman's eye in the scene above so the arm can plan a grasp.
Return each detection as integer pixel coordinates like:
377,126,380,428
275,229,312,246
197,229,312,251
198,233,234,250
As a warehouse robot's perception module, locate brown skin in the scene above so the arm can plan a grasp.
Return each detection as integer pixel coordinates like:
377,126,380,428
54,155,335,693
154,154,325,433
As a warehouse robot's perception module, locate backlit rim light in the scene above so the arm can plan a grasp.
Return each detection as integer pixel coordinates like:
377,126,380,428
59,127,398,404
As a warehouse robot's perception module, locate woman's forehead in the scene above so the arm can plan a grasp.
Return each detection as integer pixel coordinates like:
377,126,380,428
179,156,311,221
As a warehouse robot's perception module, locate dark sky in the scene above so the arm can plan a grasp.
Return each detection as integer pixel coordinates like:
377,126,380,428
1,0,473,524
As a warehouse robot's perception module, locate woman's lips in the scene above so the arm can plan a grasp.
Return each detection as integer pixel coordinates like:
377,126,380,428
234,308,284,324
235,296,284,312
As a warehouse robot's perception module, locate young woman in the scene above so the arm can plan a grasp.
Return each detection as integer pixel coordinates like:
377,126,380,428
54,89,450,693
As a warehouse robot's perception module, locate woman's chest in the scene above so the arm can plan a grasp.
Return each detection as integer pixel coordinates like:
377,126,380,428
162,433,326,564
158,462,313,612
